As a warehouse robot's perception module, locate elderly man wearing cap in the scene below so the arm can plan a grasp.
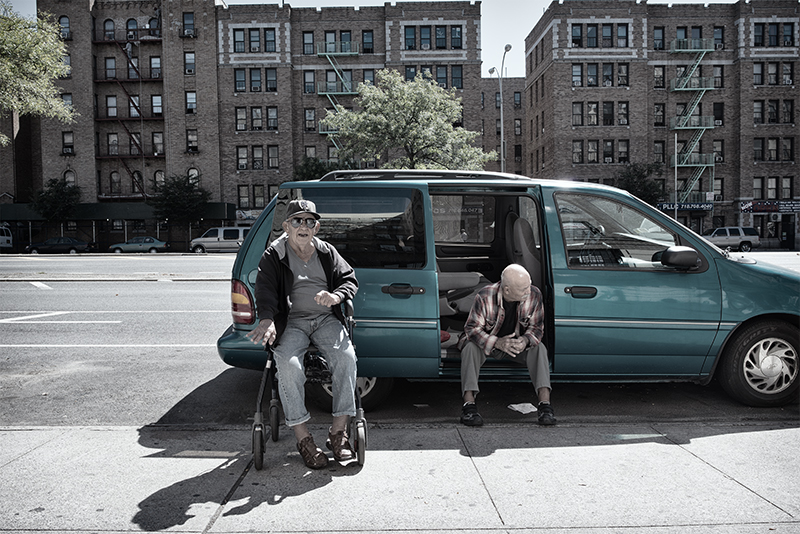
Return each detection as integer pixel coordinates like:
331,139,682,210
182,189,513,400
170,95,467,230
247,199,359,469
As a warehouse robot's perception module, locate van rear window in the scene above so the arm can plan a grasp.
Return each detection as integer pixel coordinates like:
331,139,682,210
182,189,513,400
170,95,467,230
274,187,426,269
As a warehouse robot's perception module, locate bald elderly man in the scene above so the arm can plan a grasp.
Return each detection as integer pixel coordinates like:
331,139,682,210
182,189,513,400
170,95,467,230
457,263,556,426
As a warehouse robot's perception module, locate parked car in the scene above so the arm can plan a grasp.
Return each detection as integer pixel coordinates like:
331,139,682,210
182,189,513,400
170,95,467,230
702,226,761,252
108,236,169,253
0,225,12,250
217,170,800,408
25,237,94,254
190,227,250,253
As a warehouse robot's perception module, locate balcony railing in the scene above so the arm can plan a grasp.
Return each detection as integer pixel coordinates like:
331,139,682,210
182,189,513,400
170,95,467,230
96,145,165,158
670,38,715,52
670,116,716,129
317,81,357,95
670,76,716,91
92,29,162,42
317,41,359,55
671,153,715,167
98,67,163,82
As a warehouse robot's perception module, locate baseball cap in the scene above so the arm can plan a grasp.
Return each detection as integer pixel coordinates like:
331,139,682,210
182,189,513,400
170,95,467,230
285,199,320,220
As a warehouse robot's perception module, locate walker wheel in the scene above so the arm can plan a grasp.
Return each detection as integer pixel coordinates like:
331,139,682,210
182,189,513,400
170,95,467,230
355,420,367,466
269,404,280,442
252,425,265,470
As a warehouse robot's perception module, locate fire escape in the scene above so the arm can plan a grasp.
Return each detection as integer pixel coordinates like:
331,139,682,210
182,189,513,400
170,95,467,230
316,39,359,152
93,26,164,200
669,36,716,203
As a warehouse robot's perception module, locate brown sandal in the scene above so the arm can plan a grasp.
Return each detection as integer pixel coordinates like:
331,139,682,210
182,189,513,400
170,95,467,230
326,429,354,462
296,436,328,469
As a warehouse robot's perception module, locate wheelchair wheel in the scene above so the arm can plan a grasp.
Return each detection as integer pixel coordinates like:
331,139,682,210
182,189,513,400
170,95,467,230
354,420,366,466
269,404,280,442
252,424,265,470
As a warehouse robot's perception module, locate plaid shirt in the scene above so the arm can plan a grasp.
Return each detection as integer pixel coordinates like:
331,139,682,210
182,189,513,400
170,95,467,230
456,281,545,355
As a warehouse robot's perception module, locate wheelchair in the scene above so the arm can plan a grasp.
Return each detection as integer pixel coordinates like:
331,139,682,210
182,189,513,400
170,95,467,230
251,299,367,469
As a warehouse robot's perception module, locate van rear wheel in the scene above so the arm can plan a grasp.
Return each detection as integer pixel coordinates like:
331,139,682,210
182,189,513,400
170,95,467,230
739,242,752,252
306,377,394,412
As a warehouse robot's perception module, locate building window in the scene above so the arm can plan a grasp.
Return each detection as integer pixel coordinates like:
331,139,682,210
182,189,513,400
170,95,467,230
266,106,278,130
768,62,779,85
237,146,248,170
572,102,583,126
654,140,665,163
572,24,582,48
238,185,250,208
713,65,723,88
420,26,431,50
753,177,764,200
495,119,501,136
364,69,375,84
714,27,724,48
654,27,664,50
234,69,246,92
783,23,794,46
303,71,315,94
783,100,795,123
183,12,194,35
129,95,140,118
753,63,764,85
572,64,582,87
106,95,117,117
451,26,462,49
587,24,597,48
187,129,198,152
253,146,264,169
104,19,115,40
436,66,447,88
185,91,196,114
59,16,71,39
151,94,162,116
603,140,614,162
618,101,629,125
254,184,266,208
267,145,279,168
754,100,764,124
184,52,195,74
572,140,583,163
587,63,598,86
782,63,793,85
603,63,613,86
251,107,262,130
587,102,598,126
405,27,416,50
617,63,629,86
128,57,139,79
105,57,116,79
362,30,374,54
264,28,276,52
713,139,724,163
305,108,316,131
602,102,614,126
782,138,794,161
110,172,121,194
305,146,316,159
514,119,522,135
108,133,118,155
617,24,628,47
654,103,665,126
767,177,778,199
303,32,314,54
618,139,629,163
235,107,247,131
714,102,724,125
188,168,200,186
654,66,665,88
768,23,779,47
602,24,613,47
154,170,165,187
62,131,74,154
452,66,462,89
754,138,764,161
234,29,245,53
768,100,780,123
250,68,261,92
266,68,277,92
247,29,260,52
587,140,599,163
153,132,163,155
405,66,416,81
781,176,793,198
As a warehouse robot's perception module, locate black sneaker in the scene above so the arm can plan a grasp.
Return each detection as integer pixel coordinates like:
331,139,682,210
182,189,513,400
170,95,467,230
537,402,557,426
460,402,484,426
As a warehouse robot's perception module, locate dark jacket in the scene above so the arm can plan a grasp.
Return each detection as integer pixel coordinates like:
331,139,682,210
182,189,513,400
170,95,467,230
254,234,358,343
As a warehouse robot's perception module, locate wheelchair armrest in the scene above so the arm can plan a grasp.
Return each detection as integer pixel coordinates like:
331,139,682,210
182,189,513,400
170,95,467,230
343,298,354,318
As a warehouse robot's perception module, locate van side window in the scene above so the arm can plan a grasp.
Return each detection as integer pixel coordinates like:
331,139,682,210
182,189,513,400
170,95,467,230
431,195,495,243
223,229,240,240
203,229,218,238
275,187,426,269
554,192,678,269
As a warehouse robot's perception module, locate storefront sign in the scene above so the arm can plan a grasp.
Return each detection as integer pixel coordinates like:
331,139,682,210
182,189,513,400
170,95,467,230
658,202,713,211
740,200,800,213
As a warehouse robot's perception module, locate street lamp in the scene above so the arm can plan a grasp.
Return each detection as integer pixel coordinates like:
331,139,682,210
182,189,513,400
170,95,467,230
489,43,512,173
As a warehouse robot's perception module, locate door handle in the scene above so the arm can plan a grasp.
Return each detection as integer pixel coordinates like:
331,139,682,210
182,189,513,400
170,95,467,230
565,286,597,299
382,284,426,296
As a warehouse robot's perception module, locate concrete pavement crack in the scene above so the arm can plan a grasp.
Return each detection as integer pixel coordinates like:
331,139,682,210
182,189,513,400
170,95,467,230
456,426,506,527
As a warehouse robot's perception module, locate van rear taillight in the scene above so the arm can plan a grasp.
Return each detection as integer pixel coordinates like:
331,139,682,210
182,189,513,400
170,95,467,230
231,279,254,324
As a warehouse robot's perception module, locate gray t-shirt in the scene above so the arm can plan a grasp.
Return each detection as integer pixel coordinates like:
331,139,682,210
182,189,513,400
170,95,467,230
286,246,330,319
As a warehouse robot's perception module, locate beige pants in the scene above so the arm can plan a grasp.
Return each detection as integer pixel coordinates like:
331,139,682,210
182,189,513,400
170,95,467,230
460,341,551,395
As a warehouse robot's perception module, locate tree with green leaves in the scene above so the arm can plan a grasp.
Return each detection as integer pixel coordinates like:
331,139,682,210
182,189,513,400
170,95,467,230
292,156,351,181
613,162,664,206
0,1,75,146
320,69,494,170
30,177,81,222
148,173,210,223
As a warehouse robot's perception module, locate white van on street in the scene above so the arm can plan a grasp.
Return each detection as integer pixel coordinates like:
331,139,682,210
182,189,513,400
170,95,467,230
190,227,250,253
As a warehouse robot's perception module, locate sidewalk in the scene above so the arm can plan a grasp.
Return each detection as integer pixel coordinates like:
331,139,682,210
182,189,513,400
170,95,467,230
1,420,798,533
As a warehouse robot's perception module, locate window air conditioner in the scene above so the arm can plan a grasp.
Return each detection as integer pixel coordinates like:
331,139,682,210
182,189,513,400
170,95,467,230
237,163,247,170
185,68,194,75
769,213,781,222
127,32,136,40
604,80,612,86
715,155,723,162
62,147,74,154
714,119,723,126
572,80,581,87
421,43,430,50
783,78,792,85
604,157,613,163
715,43,723,50
784,40,792,47
251,46,260,52
618,118,628,125
714,194,723,201
184,28,195,37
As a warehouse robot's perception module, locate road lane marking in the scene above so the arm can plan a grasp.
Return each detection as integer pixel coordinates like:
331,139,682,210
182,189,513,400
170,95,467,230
0,344,216,348
30,282,52,290
0,312,121,324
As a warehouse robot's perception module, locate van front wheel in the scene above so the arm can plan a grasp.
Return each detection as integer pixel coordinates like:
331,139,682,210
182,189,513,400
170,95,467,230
192,245,205,253
306,377,394,412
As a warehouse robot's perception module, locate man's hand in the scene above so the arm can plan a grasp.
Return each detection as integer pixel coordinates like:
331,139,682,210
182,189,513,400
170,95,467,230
246,319,276,347
497,334,526,356
314,290,341,308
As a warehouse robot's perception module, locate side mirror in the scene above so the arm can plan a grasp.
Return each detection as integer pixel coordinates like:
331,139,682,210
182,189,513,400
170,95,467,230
660,246,700,270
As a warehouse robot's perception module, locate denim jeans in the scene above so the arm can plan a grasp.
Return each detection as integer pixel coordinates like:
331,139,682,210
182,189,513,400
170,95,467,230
272,313,357,427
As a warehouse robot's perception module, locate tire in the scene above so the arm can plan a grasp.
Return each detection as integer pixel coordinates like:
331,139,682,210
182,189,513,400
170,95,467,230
68,248,78,254
718,320,799,407
29,249,39,254
306,377,394,412
113,248,123,254
252,425,265,470
355,420,366,466
148,248,158,253
192,245,205,254
739,242,752,252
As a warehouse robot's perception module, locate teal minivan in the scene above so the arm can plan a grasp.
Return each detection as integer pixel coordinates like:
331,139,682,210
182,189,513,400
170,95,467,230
217,170,799,408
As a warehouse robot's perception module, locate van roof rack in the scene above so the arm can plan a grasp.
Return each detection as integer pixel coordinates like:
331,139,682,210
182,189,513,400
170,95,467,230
318,169,528,182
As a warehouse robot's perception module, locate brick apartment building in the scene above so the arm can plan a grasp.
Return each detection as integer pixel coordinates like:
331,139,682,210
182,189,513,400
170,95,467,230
2,0,528,250
525,0,798,248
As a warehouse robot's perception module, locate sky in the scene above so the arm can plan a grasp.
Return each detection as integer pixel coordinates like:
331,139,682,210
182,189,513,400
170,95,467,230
9,0,738,79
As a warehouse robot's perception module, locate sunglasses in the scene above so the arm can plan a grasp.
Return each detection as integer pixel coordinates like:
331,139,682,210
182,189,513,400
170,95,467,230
288,217,317,228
